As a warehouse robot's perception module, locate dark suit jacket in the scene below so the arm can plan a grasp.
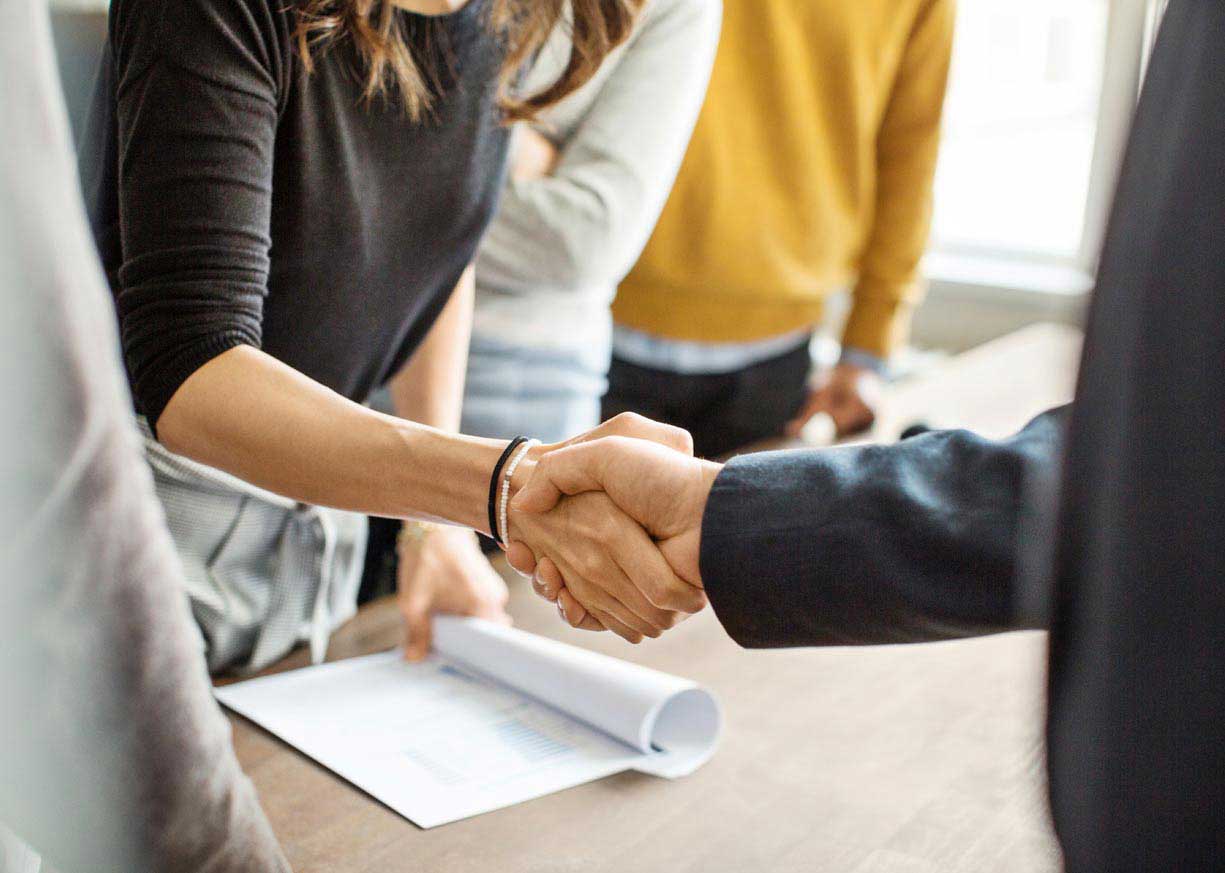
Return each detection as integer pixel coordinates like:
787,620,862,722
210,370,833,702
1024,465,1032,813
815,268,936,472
699,2,1225,869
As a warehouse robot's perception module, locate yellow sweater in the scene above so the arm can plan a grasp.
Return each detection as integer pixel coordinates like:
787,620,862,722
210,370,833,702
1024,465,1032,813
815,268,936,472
613,0,955,357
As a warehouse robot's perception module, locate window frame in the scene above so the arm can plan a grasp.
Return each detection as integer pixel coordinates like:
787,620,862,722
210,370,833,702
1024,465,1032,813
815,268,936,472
924,0,1162,307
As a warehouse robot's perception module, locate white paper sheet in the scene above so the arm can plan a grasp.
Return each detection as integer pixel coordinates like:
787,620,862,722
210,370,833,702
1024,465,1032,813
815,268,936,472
215,617,721,827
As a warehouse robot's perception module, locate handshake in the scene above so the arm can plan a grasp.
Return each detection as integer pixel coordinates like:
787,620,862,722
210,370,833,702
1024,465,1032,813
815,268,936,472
502,414,724,643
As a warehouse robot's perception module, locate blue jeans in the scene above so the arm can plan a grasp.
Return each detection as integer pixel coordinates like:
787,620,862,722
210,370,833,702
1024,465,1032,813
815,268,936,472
461,335,608,443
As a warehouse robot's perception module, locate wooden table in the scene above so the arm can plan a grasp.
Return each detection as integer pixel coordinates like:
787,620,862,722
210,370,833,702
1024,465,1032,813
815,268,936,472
227,323,1082,873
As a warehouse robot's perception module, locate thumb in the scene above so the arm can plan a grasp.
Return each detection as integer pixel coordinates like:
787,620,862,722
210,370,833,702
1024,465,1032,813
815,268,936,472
401,593,433,662
568,412,694,457
786,388,826,436
512,444,608,513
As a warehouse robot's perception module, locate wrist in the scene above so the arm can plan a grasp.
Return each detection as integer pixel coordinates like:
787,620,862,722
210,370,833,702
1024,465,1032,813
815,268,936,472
692,460,722,533
837,346,889,377
385,418,507,532
495,439,539,546
682,461,722,587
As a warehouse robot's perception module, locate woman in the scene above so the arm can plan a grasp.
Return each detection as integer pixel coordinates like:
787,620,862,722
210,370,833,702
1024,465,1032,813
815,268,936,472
461,0,720,443
80,0,705,672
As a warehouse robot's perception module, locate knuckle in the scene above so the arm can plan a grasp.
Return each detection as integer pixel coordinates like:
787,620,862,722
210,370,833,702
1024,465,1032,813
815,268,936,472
644,575,671,607
660,588,689,611
577,553,606,580
595,515,621,542
580,518,607,544
611,411,645,431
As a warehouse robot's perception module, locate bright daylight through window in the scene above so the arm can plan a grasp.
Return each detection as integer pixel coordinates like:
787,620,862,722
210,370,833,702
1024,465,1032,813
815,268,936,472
932,0,1110,264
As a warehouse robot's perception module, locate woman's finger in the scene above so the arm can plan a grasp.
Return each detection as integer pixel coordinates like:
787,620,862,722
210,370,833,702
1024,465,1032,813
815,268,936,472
557,587,600,629
399,593,432,662
504,540,537,577
564,553,665,638
533,556,564,602
551,554,651,642
583,602,643,643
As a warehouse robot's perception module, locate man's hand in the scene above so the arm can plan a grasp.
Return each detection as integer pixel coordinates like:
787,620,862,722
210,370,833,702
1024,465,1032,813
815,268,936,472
398,526,510,661
544,411,694,458
497,413,701,642
510,437,721,631
506,489,703,643
510,125,560,182
786,362,882,439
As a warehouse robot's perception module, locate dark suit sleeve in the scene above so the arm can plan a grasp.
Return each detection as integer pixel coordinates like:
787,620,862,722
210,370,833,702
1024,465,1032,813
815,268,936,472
699,408,1066,648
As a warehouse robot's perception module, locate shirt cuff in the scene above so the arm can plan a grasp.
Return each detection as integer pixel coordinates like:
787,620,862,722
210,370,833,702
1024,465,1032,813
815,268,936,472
838,346,888,376
840,288,917,359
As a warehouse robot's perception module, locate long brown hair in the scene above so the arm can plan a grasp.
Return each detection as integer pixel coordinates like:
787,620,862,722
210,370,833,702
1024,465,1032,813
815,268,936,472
294,0,645,122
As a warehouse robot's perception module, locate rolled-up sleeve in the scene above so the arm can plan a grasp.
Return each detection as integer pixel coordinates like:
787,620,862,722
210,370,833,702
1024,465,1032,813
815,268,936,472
109,0,284,429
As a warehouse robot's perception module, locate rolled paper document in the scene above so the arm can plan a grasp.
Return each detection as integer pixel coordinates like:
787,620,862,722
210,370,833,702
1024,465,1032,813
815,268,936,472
217,618,722,827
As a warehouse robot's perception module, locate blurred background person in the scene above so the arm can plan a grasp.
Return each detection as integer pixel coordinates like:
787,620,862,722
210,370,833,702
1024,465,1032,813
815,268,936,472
606,0,955,458
1,2,288,868
461,0,720,443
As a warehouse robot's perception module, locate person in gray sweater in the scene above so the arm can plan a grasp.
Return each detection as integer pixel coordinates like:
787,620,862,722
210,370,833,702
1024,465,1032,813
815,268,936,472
0,3,288,870
462,0,720,443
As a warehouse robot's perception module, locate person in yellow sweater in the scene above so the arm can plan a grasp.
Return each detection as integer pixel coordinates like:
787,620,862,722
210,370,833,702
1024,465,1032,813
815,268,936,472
606,0,956,458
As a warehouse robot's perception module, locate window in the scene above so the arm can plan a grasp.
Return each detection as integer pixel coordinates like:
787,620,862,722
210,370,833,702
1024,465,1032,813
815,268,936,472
929,0,1156,283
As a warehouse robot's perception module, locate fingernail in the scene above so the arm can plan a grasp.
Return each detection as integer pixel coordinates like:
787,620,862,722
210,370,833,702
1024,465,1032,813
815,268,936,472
557,600,568,622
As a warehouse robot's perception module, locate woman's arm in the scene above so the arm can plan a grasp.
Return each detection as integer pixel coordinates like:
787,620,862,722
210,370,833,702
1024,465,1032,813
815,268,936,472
385,267,514,658
388,266,475,433
158,346,503,528
111,0,698,641
158,347,699,642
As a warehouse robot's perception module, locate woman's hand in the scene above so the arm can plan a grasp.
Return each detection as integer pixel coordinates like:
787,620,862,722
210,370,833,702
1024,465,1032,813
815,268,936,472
499,413,702,642
506,491,706,644
510,125,560,182
398,525,510,661
511,436,721,633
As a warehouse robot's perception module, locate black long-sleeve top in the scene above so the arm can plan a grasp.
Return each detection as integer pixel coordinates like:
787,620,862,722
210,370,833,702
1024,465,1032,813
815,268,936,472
80,0,510,432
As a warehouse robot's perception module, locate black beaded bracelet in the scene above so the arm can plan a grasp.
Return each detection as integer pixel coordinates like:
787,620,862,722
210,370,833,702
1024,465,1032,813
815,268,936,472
487,436,528,547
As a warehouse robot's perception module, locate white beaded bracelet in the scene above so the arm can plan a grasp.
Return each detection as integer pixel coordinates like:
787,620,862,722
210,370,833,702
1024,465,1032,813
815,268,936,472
499,438,539,546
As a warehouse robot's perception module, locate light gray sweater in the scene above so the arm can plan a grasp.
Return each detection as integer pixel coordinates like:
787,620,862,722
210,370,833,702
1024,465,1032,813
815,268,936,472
0,3,288,871
472,0,721,368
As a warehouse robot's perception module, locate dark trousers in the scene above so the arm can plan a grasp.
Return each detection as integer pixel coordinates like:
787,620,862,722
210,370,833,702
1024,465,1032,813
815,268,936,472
602,340,812,459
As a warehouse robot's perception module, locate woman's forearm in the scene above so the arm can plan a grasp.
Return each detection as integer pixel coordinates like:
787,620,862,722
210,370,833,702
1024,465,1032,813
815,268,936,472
156,344,504,532
390,267,474,430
